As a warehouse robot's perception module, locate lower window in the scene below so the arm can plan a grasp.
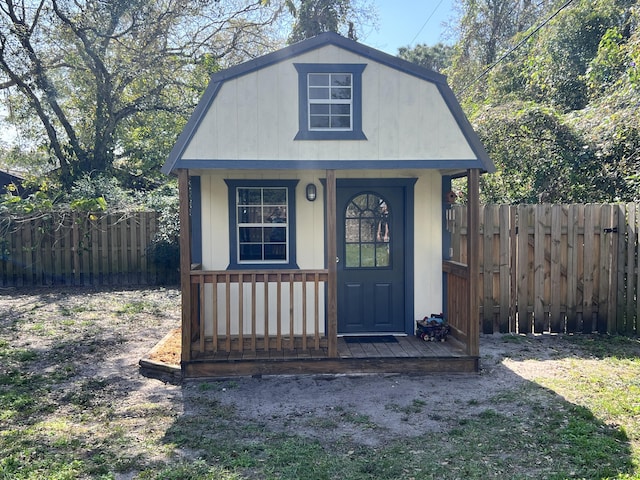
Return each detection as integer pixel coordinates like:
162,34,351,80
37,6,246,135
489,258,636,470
225,180,299,269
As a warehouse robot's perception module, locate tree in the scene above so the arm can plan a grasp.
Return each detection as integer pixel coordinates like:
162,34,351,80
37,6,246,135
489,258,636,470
285,0,374,43
448,0,640,203
397,43,453,72
447,0,554,102
0,0,283,189
520,0,631,111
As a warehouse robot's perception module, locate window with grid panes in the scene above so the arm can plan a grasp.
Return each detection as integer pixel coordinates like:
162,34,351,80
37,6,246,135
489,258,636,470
294,63,366,140
308,73,352,130
236,186,288,263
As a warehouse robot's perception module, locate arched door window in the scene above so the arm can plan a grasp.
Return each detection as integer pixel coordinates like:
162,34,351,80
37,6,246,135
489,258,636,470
344,192,391,268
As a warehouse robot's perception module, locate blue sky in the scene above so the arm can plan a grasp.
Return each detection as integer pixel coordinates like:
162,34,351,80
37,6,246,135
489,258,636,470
359,0,457,55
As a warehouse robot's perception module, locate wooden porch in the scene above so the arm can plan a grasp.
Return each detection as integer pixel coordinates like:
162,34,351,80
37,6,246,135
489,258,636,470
184,334,477,378
179,259,478,378
177,169,481,378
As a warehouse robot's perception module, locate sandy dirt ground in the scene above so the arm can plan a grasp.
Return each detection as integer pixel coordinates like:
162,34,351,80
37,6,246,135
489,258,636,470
0,285,588,454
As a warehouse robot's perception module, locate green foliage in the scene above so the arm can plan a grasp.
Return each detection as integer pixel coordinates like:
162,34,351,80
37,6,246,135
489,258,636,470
447,0,552,99
69,174,131,211
444,0,640,203
287,0,352,43
587,27,628,96
0,180,57,216
523,0,627,111
137,182,180,283
69,197,107,213
397,43,453,72
473,102,630,203
0,146,52,178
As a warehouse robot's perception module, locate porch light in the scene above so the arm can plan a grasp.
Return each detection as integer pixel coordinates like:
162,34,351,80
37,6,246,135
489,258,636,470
305,183,317,202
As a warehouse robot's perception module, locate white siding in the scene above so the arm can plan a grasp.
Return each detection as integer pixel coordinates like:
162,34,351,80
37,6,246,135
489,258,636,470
198,170,327,336
412,173,443,317
182,45,476,163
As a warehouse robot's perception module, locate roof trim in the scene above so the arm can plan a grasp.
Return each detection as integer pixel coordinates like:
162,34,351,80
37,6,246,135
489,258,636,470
162,32,495,175
175,158,486,173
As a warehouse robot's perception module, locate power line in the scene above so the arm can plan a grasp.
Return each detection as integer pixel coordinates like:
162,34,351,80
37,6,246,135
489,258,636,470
408,0,446,47
460,0,577,93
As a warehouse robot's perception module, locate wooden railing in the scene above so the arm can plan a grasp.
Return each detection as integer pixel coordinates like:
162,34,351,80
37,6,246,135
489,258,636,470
443,260,470,349
189,269,329,356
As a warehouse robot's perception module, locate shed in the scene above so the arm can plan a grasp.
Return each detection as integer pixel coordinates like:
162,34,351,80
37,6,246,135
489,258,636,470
162,32,495,378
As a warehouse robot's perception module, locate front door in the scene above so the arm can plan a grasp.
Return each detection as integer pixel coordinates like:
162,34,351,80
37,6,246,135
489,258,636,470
337,184,405,334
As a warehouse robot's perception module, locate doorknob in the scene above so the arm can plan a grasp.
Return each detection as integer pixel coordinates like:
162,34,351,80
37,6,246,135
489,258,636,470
336,256,340,263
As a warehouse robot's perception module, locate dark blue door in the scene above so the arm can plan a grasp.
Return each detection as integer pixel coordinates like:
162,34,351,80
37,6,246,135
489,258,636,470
337,185,405,334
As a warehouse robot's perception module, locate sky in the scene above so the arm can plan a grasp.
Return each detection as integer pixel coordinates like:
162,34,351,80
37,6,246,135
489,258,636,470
359,0,458,55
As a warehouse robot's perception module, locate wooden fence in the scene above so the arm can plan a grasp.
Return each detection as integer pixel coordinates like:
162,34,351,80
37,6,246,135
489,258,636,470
450,203,638,335
0,211,176,286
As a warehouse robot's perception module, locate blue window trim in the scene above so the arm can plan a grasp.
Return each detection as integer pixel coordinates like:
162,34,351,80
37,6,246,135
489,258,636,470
294,63,367,141
225,179,300,270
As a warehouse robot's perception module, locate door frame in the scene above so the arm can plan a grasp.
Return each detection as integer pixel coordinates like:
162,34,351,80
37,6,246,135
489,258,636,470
324,177,417,335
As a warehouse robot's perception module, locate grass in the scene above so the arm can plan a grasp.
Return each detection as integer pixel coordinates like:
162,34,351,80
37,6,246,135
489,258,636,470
1,288,640,479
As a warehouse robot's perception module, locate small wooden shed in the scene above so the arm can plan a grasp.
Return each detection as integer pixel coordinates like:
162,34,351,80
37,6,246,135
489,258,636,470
162,32,495,378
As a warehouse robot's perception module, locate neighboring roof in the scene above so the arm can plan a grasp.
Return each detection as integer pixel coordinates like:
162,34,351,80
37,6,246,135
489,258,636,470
0,168,25,194
162,32,495,175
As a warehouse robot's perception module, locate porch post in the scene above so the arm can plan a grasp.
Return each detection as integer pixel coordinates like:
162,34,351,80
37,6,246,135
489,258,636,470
467,168,480,357
178,168,192,364
326,169,338,357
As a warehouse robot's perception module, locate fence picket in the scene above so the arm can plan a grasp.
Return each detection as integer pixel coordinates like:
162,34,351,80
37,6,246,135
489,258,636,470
533,204,547,333
482,204,495,334
498,205,513,332
516,205,531,333
615,204,626,334
582,205,596,332
628,204,639,335
598,204,613,333
623,204,633,334
550,205,563,332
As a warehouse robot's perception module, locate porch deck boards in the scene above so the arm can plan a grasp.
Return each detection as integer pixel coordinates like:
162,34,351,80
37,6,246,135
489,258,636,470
338,336,465,358
184,335,478,378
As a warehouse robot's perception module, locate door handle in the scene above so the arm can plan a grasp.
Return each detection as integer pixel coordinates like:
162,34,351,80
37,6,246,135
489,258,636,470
336,256,340,263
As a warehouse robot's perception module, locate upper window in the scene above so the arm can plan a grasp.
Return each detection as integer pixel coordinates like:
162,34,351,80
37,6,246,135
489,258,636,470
308,73,352,130
225,180,299,269
294,63,366,141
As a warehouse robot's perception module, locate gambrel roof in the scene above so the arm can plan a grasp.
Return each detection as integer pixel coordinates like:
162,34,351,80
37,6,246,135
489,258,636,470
162,32,494,175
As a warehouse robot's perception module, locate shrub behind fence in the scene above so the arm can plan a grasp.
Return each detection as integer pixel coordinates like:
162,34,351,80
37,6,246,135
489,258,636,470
0,211,178,286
